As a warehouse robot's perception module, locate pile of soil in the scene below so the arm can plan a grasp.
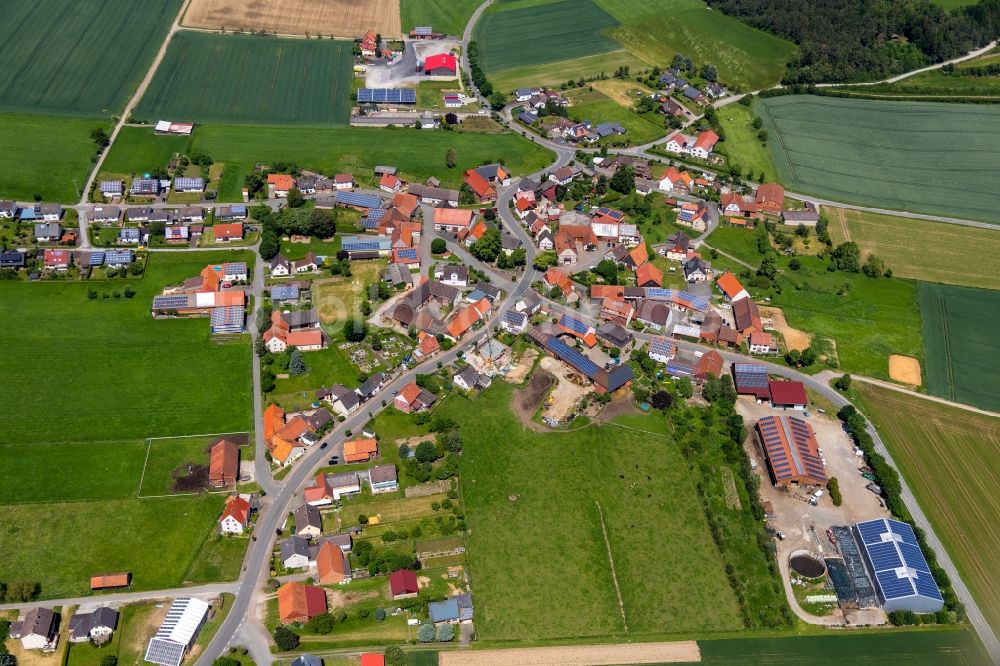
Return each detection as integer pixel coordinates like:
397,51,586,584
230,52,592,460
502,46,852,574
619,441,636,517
172,464,209,492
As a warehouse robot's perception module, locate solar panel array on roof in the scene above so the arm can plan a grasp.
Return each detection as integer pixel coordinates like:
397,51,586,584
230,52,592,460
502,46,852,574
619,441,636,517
518,111,538,124
363,208,387,229
88,250,105,267
357,88,417,104
666,360,694,376
105,249,133,265
144,637,186,666
210,306,245,334
335,191,382,209
545,337,599,378
595,207,624,221
152,295,191,310
271,285,299,301
675,291,708,312
414,26,433,35
342,238,386,251
558,314,589,336
396,248,417,260
734,363,768,389
650,337,675,357
854,518,943,612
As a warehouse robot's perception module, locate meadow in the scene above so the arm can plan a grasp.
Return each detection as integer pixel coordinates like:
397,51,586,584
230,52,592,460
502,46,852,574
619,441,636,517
601,0,795,91
757,95,1000,221
489,51,649,95
920,283,1000,411
134,32,354,126
830,46,1000,98
451,382,742,641
0,251,252,598
0,113,108,202
699,628,990,664
475,0,629,75
0,0,180,115
0,251,253,443
104,124,553,200
563,88,665,145
853,382,1000,636
705,226,924,379
716,102,778,181
400,0,483,36
827,207,1000,290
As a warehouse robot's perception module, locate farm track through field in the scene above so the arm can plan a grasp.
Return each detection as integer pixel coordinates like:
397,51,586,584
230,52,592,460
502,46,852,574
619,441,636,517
595,500,629,633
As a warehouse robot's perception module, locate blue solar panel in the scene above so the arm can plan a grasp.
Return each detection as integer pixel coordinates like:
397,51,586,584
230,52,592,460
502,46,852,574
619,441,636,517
667,361,693,376
559,314,589,336
335,191,382,209
343,239,383,251
644,287,672,300
546,337,599,378
650,337,674,357
358,88,417,104
876,570,915,600
396,248,417,260
889,519,919,546
913,573,944,600
867,542,903,570
857,520,889,545
898,542,930,571
363,209,387,229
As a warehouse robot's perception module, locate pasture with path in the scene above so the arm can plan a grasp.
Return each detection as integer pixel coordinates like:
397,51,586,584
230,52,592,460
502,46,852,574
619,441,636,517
757,95,1000,222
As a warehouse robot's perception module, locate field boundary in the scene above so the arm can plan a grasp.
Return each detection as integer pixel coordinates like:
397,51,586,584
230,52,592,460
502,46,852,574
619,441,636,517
595,500,628,633
137,430,250,498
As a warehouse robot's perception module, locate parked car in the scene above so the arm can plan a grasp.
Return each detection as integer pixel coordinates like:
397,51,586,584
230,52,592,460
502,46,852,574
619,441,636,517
320,442,328,450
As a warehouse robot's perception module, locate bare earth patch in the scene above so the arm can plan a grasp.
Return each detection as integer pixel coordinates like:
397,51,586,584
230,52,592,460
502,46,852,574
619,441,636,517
504,349,538,384
761,306,811,351
512,368,555,430
888,354,922,386
328,588,379,610
539,356,590,423
183,0,402,38
439,641,701,665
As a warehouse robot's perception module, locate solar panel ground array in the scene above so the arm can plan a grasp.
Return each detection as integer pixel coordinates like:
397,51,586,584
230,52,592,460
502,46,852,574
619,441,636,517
475,0,624,73
919,283,1000,412
135,32,354,126
0,0,180,115
757,95,1000,222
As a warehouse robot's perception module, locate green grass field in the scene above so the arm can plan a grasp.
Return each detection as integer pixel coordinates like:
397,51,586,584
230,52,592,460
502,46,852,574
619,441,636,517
827,47,1000,98
920,283,1000,411
0,494,227,598
716,102,778,181
0,0,180,115
134,32,354,125
758,95,1000,221
705,226,924,379
0,113,108,202
854,382,1000,637
0,252,253,443
400,0,483,36
0,251,252,598
602,0,795,91
563,88,665,144
476,0,625,73
451,382,742,641
827,207,1000,290
489,51,649,94
105,124,553,200
699,628,990,664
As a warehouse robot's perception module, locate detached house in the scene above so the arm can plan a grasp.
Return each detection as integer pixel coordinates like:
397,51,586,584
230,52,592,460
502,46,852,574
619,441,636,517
393,381,437,413
10,607,58,651
219,495,251,535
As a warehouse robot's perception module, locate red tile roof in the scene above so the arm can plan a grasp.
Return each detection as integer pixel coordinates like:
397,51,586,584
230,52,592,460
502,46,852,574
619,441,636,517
344,438,378,463
209,439,239,485
636,262,663,287
220,496,250,526
267,174,294,191
715,271,746,300
316,541,349,584
388,569,419,597
464,169,495,198
433,207,474,228
768,380,808,406
263,404,285,441
214,223,243,240
90,573,131,589
277,582,327,623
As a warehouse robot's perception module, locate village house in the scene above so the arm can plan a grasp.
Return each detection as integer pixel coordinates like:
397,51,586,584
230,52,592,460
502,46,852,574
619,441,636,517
214,222,244,242
683,256,710,283
280,536,313,569
316,541,352,585
453,365,491,392
209,439,240,487
44,249,71,271
368,464,399,494
11,608,58,651
344,437,379,464
446,297,491,340
69,607,118,644
219,495,251,535
665,130,720,159
435,264,469,287
393,381,437,413
677,201,709,232
664,231,691,262
600,298,634,326
268,174,295,198
318,383,360,417
749,331,778,355
389,569,419,600
294,503,323,537
278,582,328,623
356,372,387,402
433,207,475,234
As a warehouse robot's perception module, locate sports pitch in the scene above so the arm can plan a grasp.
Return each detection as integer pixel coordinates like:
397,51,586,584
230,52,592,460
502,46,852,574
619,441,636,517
854,382,1000,635
758,95,1000,222
134,32,354,126
452,382,742,641
920,283,1000,411
0,0,180,115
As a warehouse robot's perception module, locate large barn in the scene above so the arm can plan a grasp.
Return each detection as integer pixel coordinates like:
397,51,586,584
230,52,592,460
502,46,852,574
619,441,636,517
755,415,827,487
853,518,944,614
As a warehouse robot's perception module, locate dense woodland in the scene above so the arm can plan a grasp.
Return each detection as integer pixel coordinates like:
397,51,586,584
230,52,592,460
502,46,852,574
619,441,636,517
707,0,1000,82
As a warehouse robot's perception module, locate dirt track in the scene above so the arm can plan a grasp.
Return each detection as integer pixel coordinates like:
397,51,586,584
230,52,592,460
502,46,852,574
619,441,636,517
761,306,811,351
183,0,402,38
438,640,701,665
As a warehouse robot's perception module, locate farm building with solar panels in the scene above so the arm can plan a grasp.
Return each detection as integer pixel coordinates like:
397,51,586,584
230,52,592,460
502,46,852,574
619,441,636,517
755,415,827,487
144,597,209,666
732,363,770,399
853,518,944,613
542,336,634,394
341,235,391,259
357,88,417,105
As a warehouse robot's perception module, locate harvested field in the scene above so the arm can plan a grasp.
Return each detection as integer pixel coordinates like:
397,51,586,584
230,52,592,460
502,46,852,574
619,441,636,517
888,354,922,386
438,640,701,665
760,306,810,351
183,0,402,38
